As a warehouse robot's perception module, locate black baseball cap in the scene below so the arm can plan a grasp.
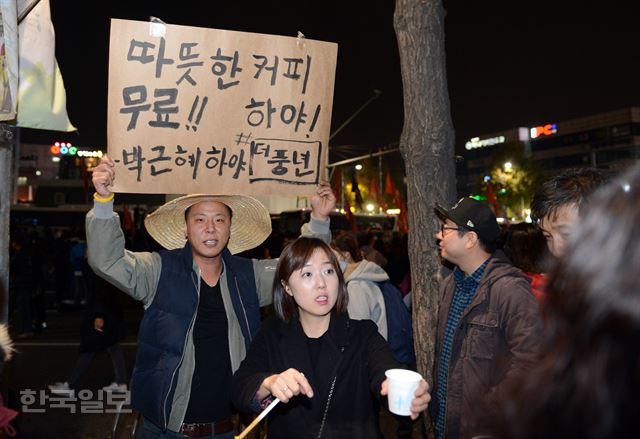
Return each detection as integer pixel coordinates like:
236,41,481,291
434,197,501,243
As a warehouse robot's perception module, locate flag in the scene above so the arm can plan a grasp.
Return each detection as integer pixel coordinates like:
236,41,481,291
374,173,388,211
331,168,358,232
394,189,409,234
385,170,395,195
0,0,18,121
122,205,136,239
330,167,341,203
344,197,357,232
486,182,500,216
350,168,363,209
17,0,75,131
332,167,356,231
369,176,379,202
372,174,389,211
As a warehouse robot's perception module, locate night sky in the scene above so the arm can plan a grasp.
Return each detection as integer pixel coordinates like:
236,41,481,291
21,0,639,161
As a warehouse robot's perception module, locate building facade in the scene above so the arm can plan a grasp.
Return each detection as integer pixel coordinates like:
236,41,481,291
458,107,640,196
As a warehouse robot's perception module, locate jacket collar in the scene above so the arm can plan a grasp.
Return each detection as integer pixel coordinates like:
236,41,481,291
459,250,527,319
439,250,525,328
279,312,350,349
180,241,195,271
327,312,350,348
278,312,350,397
180,241,233,273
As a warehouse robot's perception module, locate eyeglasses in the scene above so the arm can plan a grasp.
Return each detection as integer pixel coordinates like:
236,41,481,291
440,225,460,236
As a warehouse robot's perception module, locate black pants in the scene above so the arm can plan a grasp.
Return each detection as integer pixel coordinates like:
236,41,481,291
67,344,127,387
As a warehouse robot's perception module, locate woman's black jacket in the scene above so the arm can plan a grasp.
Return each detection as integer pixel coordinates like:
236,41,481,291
232,312,399,439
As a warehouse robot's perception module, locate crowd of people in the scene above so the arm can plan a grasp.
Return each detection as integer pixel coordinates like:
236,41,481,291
4,156,640,438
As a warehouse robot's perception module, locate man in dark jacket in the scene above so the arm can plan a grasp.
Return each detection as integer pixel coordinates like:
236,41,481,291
430,198,543,439
88,156,334,437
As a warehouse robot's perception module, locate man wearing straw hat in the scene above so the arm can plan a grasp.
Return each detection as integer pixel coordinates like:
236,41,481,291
86,156,335,438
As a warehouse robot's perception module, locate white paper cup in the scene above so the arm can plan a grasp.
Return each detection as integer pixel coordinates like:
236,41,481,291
385,369,422,416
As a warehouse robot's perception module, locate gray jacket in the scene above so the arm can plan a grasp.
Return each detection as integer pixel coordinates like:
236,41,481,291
345,260,390,340
85,199,330,430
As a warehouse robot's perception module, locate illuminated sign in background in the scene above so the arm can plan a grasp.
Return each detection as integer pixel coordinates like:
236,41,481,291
530,123,557,139
50,142,103,158
465,136,506,150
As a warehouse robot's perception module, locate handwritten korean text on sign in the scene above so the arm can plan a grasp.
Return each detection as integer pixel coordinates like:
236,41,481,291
107,19,337,196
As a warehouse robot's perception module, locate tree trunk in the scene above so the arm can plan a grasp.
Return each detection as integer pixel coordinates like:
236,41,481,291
394,0,456,434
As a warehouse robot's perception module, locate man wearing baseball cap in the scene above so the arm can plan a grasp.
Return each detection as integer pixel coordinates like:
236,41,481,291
429,197,543,439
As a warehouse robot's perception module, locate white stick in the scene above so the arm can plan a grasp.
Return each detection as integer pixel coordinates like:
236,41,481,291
235,398,280,439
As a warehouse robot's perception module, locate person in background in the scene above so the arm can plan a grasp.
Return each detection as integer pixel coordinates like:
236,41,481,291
9,232,35,338
530,167,606,258
231,237,430,439
68,233,88,306
499,163,640,438
502,222,550,302
431,198,543,439
386,233,410,292
53,229,73,309
358,231,388,268
331,233,388,340
48,270,128,394
87,155,335,438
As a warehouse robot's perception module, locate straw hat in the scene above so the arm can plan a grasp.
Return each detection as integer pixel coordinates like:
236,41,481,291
144,194,272,254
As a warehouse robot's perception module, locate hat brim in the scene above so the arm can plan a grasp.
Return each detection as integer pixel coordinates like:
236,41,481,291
434,203,453,223
434,202,468,229
144,194,272,255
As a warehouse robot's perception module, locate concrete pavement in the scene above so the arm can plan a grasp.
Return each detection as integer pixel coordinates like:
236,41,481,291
7,305,141,439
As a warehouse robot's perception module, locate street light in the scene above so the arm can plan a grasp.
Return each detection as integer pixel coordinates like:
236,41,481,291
504,161,513,171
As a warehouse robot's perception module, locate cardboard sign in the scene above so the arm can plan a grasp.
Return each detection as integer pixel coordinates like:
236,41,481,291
107,19,337,196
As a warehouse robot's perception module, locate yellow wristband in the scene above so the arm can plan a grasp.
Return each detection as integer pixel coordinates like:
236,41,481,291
93,192,114,203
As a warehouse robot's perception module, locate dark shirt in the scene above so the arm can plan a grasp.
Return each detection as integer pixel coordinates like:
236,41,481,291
306,332,326,379
183,278,232,423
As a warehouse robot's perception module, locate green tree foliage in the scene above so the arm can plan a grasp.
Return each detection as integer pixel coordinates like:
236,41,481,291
477,141,542,220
